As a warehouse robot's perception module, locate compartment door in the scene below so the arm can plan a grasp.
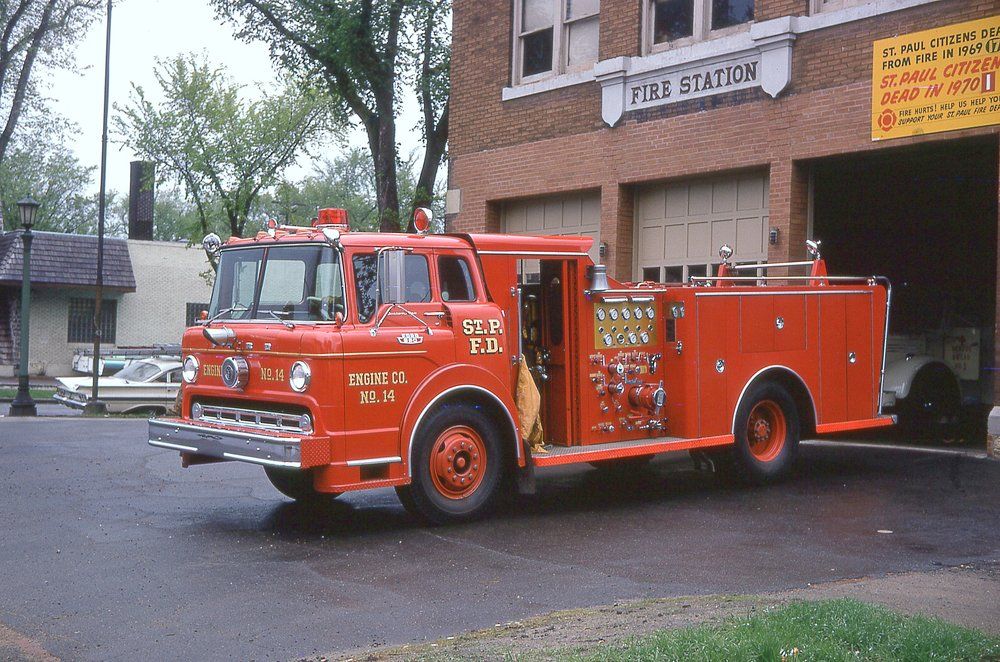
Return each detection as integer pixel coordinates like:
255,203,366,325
697,297,730,437
818,295,848,424
845,293,875,420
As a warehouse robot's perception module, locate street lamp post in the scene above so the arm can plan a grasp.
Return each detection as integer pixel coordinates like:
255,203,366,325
9,197,39,417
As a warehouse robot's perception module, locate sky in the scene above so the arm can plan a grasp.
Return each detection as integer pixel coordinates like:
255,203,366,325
46,0,421,197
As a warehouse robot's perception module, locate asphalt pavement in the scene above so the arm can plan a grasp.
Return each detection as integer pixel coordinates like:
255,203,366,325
0,417,997,661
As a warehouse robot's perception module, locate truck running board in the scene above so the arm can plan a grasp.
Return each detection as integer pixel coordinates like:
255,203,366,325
532,434,734,467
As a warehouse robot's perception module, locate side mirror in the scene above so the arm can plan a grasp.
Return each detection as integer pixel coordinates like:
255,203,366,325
377,249,407,305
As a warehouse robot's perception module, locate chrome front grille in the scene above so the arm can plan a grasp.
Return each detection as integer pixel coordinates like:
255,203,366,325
191,403,312,435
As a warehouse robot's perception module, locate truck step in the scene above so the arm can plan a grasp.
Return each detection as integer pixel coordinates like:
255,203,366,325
531,434,733,467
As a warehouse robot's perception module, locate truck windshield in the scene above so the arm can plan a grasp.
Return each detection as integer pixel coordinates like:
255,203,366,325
208,245,344,322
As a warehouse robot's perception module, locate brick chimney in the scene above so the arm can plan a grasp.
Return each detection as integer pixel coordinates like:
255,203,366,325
128,161,155,240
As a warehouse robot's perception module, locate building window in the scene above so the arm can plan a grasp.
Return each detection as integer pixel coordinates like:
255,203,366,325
515,0,600,84
646,0,753,52
68,298,117,344
185,302,210,327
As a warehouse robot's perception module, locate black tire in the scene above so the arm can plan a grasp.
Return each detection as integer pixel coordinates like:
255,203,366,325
394,404,504,525
896,364,961,441
264,467,340,502
729,381,800,483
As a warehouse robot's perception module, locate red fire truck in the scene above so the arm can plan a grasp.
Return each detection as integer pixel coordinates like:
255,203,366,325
148,208,894,524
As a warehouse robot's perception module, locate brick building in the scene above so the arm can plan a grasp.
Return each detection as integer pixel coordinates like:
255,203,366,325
447,0,1000,433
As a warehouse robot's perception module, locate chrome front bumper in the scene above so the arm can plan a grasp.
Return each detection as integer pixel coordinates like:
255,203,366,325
148,418,302,468
53,392,87,410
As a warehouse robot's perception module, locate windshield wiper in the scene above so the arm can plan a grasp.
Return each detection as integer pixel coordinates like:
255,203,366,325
268,310,295,329
203,305,250,325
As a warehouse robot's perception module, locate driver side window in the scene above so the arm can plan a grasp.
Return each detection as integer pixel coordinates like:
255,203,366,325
352,253,433,324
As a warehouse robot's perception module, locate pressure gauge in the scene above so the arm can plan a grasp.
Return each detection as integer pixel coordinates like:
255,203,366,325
596,308,606,321
646,306,655,319
609,308,619,321
602,333,613,347
634,306,644,320
616,333,625,345
628,332,638,344
640,331,650,344
621,307,631,321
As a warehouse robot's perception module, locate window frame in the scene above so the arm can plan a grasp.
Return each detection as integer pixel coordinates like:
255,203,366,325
512,0,601,86
642,0,754,55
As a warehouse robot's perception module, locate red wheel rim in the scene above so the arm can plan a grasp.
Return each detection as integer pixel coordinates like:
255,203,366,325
746,400,786,462
429,425,487,500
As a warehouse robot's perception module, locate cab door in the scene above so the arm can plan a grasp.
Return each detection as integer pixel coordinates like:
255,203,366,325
339,250,455,463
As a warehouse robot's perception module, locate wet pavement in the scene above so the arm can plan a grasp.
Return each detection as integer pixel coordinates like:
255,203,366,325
0,417,997,661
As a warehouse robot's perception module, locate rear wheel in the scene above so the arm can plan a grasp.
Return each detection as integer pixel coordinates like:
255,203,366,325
730,381,800,483
264,467,340,502
896,364,961,440
395,405,503,525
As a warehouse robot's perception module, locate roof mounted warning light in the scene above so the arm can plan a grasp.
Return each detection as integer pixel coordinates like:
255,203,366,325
314,208,350,230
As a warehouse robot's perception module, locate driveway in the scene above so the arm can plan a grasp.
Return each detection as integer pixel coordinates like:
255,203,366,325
0,417,997,660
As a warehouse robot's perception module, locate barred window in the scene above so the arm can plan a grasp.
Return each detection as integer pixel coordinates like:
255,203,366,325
68,298,117,344
186,302,210,327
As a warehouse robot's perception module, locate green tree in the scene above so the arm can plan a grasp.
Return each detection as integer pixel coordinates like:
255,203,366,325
0,112,98,233
259,146,444,232
213,0,450,233
113,53,334,238
0,0,103,166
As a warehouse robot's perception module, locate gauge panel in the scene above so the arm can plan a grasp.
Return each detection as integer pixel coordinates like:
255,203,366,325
594,300,659,349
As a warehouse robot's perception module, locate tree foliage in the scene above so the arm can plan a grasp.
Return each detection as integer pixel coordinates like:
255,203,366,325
0,110,99,233
0,0,102,166
212,0,450,232
113,53,334,238
259,146,444,232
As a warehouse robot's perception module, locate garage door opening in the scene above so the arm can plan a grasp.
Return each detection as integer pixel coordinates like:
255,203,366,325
812,137,998,440
634,172,769,283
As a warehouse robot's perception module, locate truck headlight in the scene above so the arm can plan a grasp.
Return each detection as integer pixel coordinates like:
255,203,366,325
182,355,199,383
289,361,311,392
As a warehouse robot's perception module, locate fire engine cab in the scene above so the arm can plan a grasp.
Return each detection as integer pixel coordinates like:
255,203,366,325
148,208,894,524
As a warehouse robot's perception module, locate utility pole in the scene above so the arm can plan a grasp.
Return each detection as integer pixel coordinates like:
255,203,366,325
84,0,112,416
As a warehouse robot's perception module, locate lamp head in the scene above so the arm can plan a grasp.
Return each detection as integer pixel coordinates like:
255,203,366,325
16,197,39,230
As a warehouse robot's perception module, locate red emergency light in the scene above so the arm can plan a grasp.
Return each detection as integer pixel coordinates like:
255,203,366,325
413,207,432,234
315,208,350,229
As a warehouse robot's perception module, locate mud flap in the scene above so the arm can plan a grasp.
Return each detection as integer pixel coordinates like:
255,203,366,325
515,443,537,495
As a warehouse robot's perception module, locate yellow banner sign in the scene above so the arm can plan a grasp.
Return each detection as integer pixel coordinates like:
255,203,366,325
872,15,1000,140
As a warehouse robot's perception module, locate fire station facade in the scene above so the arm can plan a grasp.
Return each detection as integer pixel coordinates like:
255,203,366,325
447,0,1000,435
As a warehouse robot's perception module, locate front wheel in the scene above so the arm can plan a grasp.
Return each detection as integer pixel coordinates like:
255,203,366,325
729,381,800,483
395,405,504,525
264,467,340,502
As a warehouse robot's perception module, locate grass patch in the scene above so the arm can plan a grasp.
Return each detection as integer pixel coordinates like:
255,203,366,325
576,599,999,661
0,387,55,400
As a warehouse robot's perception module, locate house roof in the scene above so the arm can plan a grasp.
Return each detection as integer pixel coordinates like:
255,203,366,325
0,230,136,291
